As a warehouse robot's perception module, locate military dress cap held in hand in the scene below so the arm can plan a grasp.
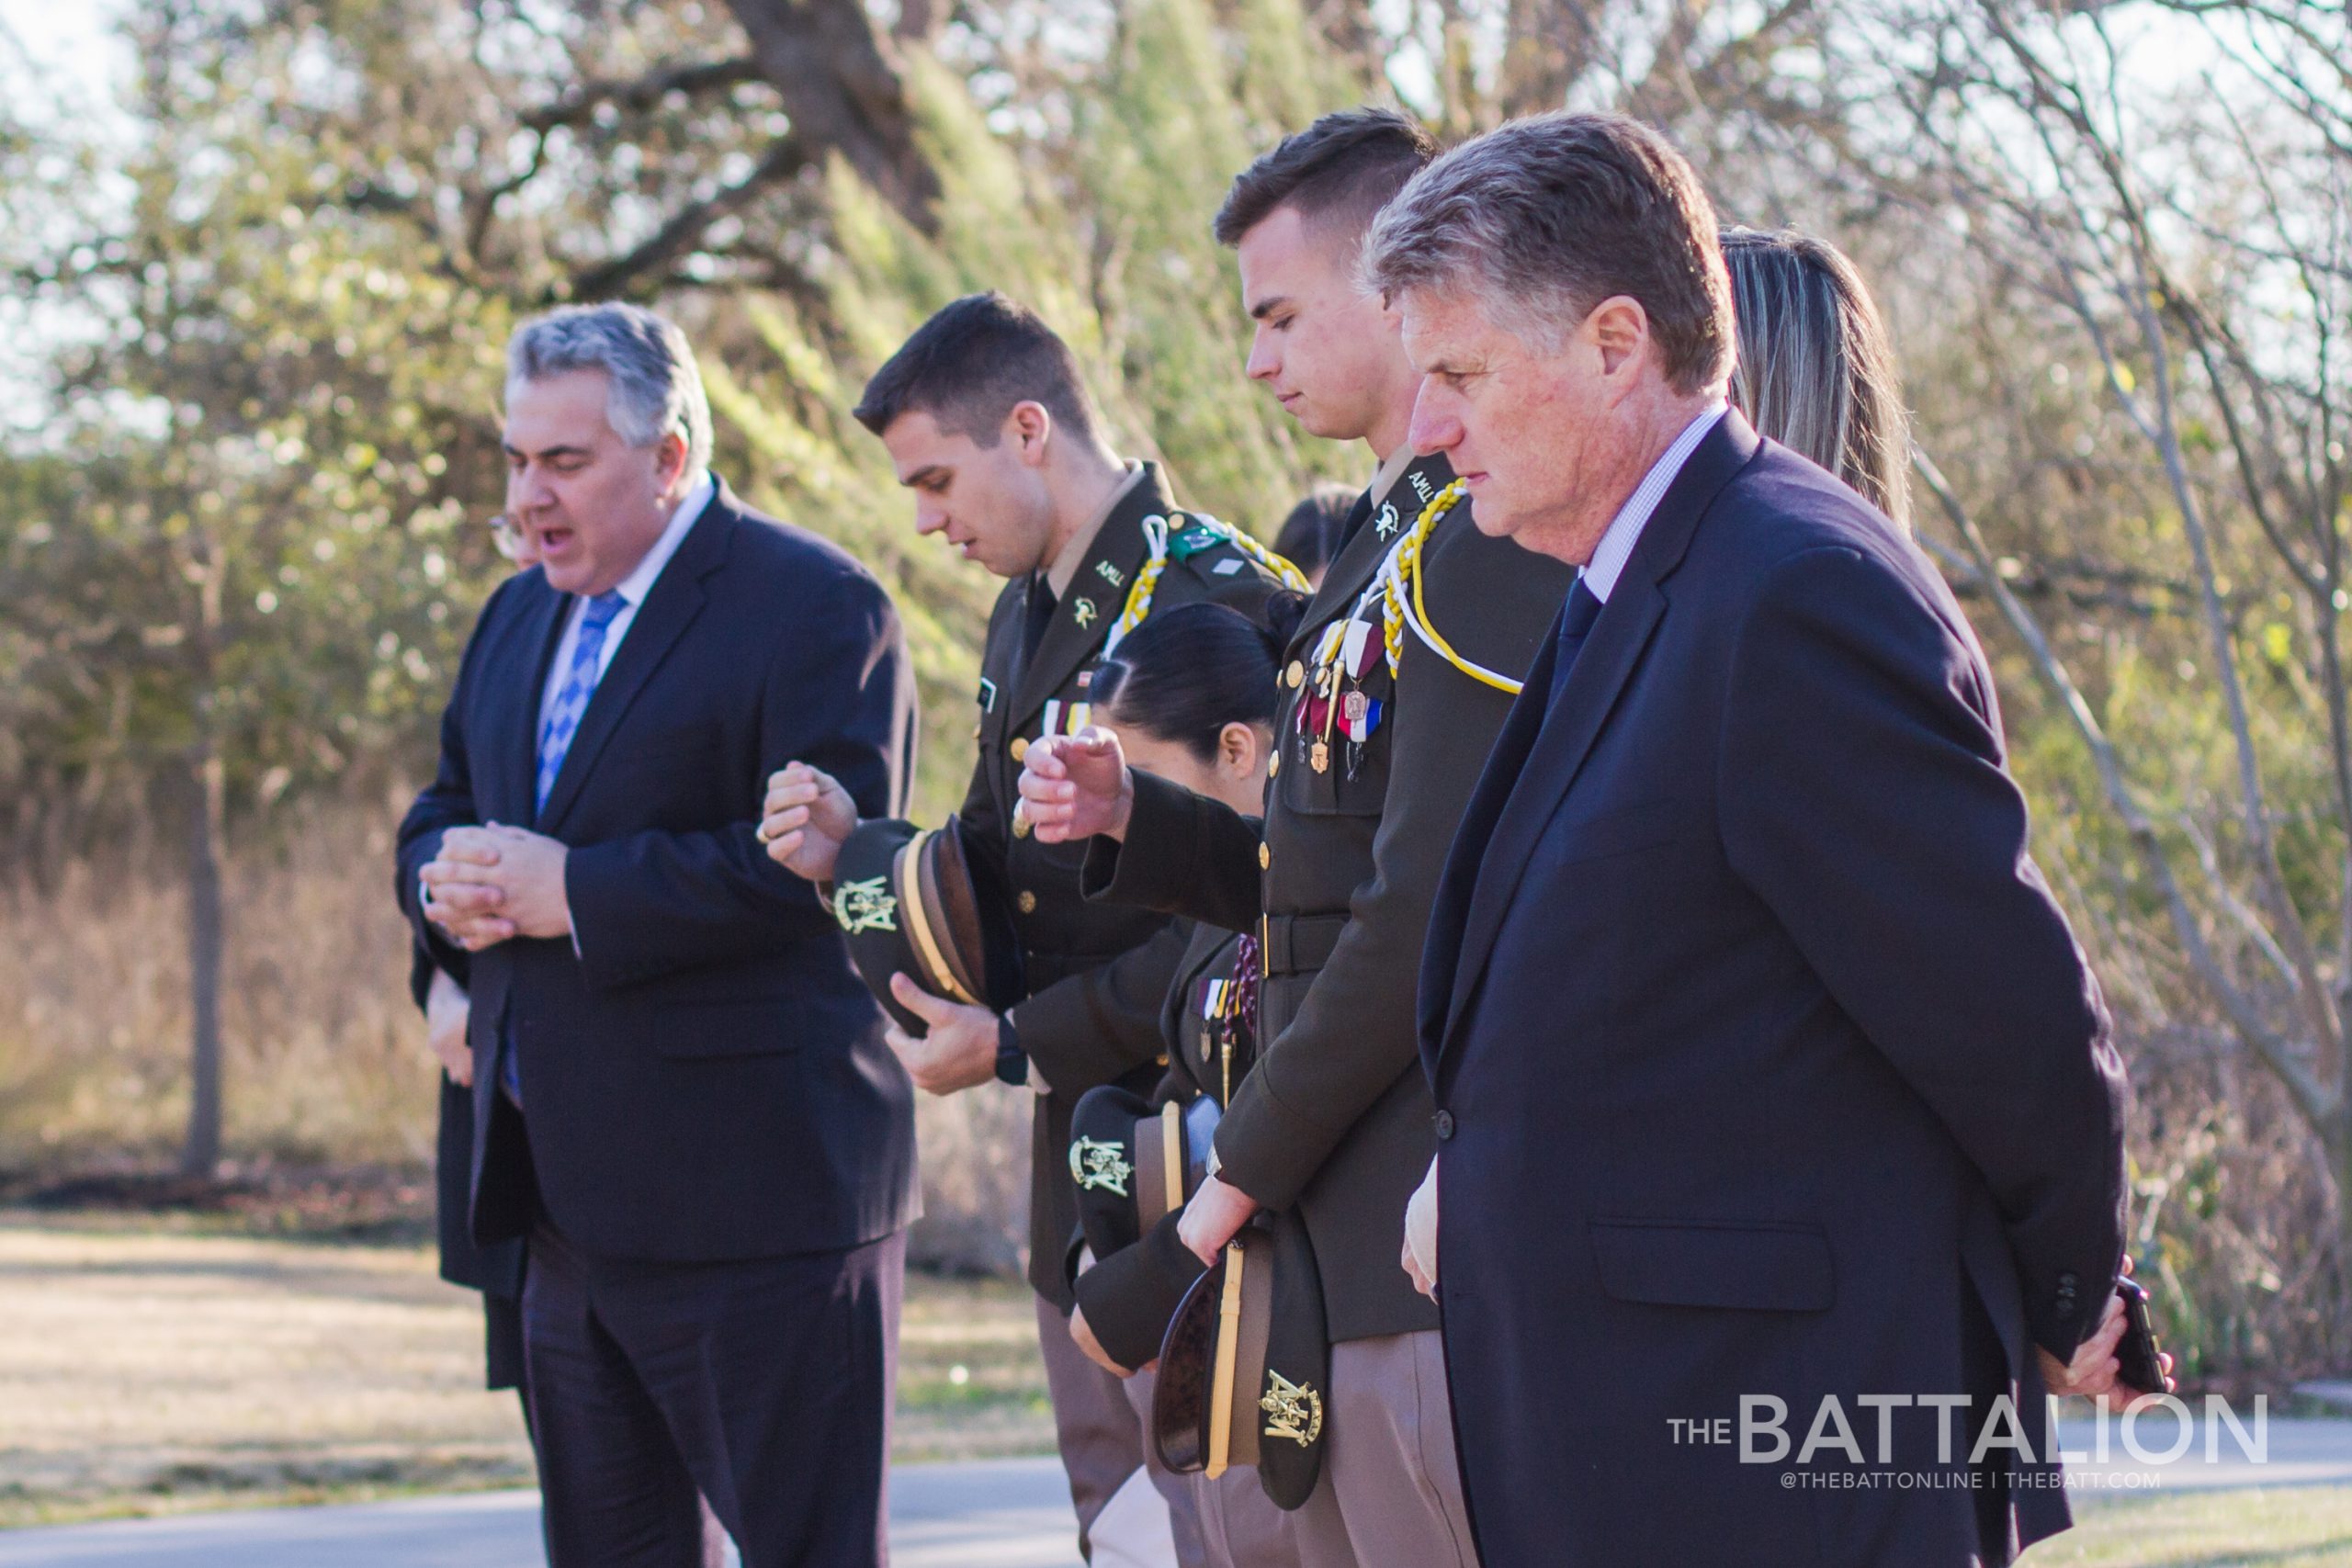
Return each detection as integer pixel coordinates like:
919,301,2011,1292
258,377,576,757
831,816,1012,1036
1153,1208,1329,1512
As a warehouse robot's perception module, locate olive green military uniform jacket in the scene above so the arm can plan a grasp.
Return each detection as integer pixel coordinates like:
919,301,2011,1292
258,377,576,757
1082,453,1576,1341
960,462,1284,1306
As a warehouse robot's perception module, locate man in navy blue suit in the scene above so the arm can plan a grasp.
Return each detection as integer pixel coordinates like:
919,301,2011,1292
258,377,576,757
397,303,918,1567
1368,115,2145,1565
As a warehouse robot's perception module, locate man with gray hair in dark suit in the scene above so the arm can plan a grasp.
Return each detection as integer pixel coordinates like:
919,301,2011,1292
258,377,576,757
398,302,918,1567
1382,113,2148,1566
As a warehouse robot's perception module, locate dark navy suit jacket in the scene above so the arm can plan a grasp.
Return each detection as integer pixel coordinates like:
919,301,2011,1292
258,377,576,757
1419,414,2129,1566
396,479,920,1263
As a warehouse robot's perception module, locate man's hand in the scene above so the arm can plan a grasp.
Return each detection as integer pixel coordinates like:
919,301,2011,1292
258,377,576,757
2036,1257,2177,1405
424,967,473,1088
1070,1303,1141,1378
420,832,515,952
758,762,859,883
1402,1156,1439,1300
1177,1172,1261,1267
1018,729,1135,844
469,824,572,939
884,976,1001,1097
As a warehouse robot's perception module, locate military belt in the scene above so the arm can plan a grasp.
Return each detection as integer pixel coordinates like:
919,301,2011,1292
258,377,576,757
1255,913,1350,978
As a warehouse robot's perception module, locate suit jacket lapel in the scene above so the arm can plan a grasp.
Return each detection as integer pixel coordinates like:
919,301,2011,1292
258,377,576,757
1419,623,1561,1069
1011,468,1163,725
1436,413,1761,1060
534,485,733,833
503,581,571,825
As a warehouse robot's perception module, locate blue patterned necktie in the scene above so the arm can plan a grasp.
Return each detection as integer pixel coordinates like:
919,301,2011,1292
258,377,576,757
536,590,627,815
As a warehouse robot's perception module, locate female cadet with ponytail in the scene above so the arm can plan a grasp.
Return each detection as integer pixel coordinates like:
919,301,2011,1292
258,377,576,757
1064,593,1307,1568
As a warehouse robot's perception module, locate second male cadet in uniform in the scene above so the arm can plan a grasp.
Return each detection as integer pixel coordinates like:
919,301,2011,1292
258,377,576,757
756,293,1294,1565
1022,111,1576,1567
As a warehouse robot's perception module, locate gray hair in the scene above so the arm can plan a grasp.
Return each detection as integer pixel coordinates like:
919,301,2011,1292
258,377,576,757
1362,112,1734,394
506,302,713,483
1722,228,1913,533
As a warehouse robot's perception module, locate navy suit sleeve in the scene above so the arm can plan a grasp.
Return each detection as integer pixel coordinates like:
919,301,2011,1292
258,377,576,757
1717,544,2129,1360
565,571,915,990
394,579,512,982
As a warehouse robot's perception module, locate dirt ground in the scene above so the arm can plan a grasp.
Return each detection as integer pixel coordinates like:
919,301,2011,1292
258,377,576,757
0,1213,1050,1528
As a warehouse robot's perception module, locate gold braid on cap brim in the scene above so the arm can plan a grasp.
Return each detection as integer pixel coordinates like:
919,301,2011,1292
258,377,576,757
1102,514,1312,660
1314,479,1523,695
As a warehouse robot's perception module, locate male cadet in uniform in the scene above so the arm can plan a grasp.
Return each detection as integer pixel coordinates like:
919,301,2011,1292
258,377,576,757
756,292,1296,1566
1021,111,1576,1567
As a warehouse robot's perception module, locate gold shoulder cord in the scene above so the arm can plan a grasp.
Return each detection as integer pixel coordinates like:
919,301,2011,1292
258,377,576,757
1383,481,1524,694
1312,480,1521,695
1102,514,1312,660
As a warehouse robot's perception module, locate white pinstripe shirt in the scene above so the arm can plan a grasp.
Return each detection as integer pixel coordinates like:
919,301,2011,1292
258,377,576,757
1579,402,1726,604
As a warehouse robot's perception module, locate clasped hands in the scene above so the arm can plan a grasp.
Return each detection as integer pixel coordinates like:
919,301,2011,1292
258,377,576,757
419,824,573,951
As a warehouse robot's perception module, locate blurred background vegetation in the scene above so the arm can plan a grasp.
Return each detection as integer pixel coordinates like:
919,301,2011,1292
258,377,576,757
0,0,2346,1391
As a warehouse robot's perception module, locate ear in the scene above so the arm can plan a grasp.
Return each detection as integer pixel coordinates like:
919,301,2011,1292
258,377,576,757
1008,400,1055,467
1217,721,1261,781
652,429,691,491
1584,295,1652,382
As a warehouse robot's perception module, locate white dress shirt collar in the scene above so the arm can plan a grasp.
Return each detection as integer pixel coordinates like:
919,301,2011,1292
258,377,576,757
1579,402,1727,604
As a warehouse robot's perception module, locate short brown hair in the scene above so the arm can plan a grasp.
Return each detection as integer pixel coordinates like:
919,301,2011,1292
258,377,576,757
1361,112,1734,394
853,291,1096,445
1213,107,1438,250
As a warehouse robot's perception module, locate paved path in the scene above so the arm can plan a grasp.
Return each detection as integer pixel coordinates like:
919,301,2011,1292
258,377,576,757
0,1458,1082,1568
5,1418,2350,1565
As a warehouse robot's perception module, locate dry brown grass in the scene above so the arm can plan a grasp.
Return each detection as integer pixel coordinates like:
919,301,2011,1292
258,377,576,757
0,1216,1051,1528
0,801,1033,1271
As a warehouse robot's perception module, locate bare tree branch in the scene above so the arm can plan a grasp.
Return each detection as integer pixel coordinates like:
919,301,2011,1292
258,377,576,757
520,55,765,132
1915,445,2336,1133
563,135,809,301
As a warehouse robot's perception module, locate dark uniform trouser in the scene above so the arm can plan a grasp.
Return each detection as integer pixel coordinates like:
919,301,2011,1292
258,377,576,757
524,1217,903,1568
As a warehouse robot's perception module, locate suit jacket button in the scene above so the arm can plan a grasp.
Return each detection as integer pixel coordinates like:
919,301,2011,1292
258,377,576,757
1434,1110,1455,1140
1259,842,1272,870
1017,891,1038,914
1010,737,1029,763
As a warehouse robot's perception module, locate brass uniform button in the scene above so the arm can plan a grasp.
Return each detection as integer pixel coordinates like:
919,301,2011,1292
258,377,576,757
1268,751,1280,778
971,724,981,741
1009,737,1029,763
1012,815,1032,839
1259,842,1272,870
1017,890,1038,914
1285,660,1305,689
1155,1052,1169,1066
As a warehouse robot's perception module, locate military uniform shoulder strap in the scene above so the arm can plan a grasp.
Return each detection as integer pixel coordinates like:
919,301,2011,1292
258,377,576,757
1102,509,1309,659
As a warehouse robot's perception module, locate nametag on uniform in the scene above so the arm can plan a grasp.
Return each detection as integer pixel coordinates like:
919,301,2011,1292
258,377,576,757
978,677,999,713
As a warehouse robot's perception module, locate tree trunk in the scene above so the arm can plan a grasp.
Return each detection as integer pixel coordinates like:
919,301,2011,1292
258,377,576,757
180,739,225,1179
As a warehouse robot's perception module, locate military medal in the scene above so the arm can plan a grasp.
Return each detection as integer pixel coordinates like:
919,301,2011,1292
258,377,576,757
1312,671,1340,773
